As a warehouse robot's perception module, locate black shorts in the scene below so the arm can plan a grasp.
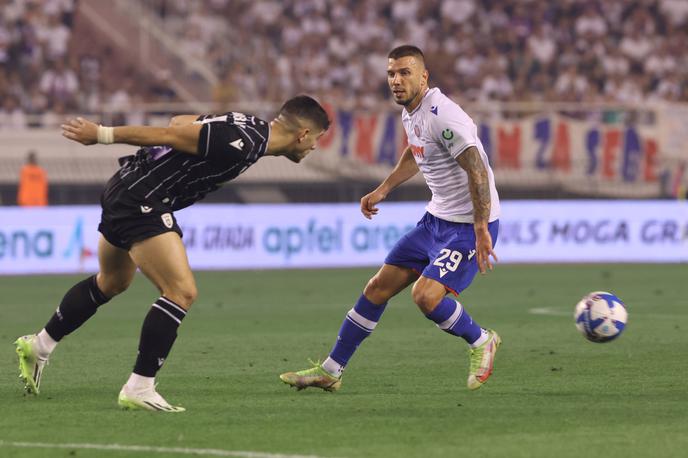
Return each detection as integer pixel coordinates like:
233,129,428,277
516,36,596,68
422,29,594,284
98,173,183,251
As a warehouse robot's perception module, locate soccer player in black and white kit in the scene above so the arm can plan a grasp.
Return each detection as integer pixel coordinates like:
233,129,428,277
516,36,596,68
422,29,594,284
14,95,330,412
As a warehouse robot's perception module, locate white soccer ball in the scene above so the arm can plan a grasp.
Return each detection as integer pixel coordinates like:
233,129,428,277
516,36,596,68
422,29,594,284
574,291,628,343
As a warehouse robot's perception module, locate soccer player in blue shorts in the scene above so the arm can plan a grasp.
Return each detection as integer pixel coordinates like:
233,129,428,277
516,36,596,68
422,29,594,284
281,45,501,391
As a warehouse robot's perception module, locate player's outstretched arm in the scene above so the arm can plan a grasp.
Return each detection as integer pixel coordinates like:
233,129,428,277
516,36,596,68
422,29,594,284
456,146,498,273
168,115,203,127
61,117,202,155
361,146,418,219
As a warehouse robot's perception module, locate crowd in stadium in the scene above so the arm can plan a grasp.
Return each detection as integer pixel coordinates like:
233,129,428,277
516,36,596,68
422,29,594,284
1,0,688,128
0,0,76,127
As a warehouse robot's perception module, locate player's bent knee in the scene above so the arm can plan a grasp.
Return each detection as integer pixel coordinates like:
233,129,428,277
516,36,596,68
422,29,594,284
165,284,198,310
411,283,443,314
97,273,132,298
363,276,392,304
363,276,381,295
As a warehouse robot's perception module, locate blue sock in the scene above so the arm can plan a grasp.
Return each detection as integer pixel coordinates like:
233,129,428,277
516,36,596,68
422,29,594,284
425,297,482,344
325,294,386,376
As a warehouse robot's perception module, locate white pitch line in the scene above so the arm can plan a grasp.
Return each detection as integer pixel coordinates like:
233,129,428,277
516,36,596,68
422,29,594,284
0,441,326,458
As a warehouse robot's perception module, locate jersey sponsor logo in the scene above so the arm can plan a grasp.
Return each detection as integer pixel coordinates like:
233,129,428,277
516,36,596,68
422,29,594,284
140,205,153,214
161,213,174,229
230,139,244,151
414,125,421,137
439,267,449,278
442,129,454,140
410,144,425,158
430,105,438,115
468,249,476,260
157,357,165,367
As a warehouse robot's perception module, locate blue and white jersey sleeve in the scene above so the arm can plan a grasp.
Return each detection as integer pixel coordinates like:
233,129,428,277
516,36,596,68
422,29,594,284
431,103,480,159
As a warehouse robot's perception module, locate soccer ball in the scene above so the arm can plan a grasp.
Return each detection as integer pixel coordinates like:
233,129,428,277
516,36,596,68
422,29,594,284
574,291,628,343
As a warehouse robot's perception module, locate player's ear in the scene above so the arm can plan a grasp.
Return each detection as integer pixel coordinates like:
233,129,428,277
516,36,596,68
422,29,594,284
297,127,310,143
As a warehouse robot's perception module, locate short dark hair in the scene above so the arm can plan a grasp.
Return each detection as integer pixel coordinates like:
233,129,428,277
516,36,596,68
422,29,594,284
279,95,330,132
388,45,425,63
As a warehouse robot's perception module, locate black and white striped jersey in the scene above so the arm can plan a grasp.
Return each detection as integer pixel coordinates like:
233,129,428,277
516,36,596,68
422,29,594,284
116,112,270,211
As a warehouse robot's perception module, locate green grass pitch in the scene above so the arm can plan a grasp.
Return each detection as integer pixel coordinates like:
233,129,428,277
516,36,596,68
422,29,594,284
1,265,687,458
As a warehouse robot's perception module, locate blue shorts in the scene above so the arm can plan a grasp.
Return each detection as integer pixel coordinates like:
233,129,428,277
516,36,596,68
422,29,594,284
384,212,499,295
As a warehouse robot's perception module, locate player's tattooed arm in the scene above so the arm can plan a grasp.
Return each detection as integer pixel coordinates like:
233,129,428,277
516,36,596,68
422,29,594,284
361,145,418,219
61,117,202,155
456,146,498,273
456,146,490,226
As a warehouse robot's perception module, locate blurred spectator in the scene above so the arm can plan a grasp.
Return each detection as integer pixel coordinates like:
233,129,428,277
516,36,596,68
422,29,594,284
527,25,556,67
39,59,79,108
480,67,513,102
0,95,28,129
660,0,688,26
149,70,177,103
107,78,136,125
17,151,48,207
555,65,589,101
41,100,67,128
37,13,70,61
575,4,607,37
601,44,630,77
441,0,476,25
24,87,49,126
645,41,677,78
616,74,646,104
0,19,10,65
653,72,682,101
454,44,484,88
619,28,653,64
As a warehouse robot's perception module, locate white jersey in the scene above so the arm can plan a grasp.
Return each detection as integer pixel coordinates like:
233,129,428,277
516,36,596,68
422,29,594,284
402,87,500,223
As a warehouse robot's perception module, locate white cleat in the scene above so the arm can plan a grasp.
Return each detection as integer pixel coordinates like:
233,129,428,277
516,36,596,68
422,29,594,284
117,385,185,412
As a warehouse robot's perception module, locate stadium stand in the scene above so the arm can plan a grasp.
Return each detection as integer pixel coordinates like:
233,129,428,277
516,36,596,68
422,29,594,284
0,0,686,204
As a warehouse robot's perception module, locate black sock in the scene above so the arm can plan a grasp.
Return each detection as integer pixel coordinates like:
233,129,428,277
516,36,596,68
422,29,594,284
44,275,110,341
133,297,187,377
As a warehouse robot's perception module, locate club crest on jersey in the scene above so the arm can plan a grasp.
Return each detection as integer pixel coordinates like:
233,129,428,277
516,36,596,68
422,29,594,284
161,213,173,229
413,125,421,137
442,129,454,140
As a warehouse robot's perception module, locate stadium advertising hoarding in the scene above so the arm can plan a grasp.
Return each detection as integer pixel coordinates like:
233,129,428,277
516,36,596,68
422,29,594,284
0,201,685,274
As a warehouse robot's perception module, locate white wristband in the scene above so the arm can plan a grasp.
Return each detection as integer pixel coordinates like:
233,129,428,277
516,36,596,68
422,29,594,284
97,125,114,144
